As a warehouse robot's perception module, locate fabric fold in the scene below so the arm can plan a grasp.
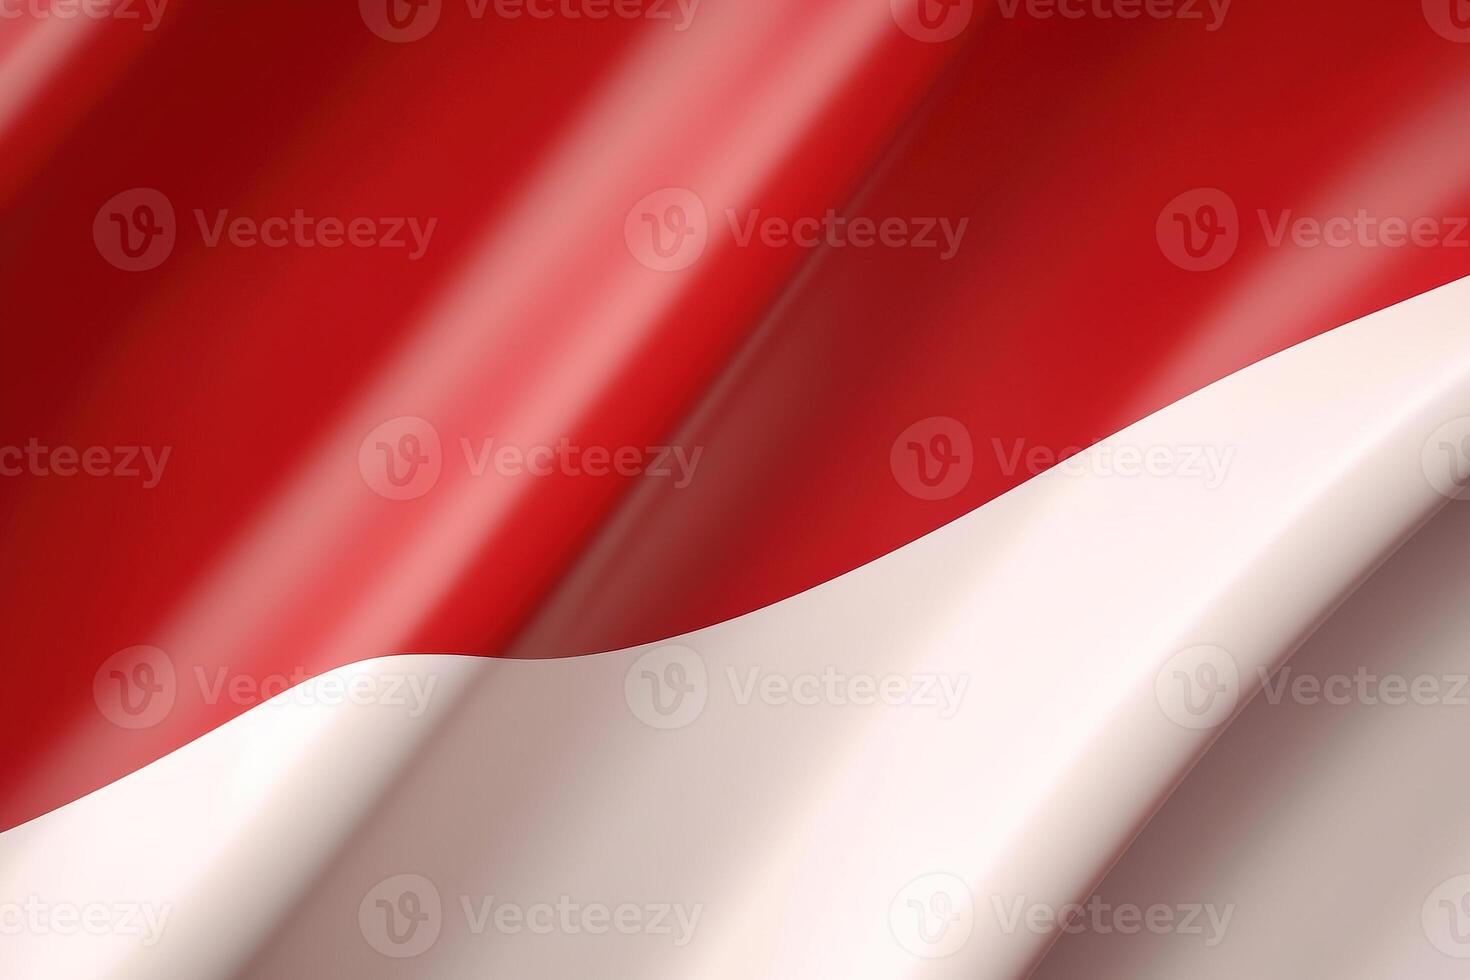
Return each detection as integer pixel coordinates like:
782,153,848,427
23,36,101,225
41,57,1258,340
6,275,1468,979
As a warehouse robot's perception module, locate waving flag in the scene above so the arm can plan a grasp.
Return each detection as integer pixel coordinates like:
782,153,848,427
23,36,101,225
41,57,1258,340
4,1,1470,977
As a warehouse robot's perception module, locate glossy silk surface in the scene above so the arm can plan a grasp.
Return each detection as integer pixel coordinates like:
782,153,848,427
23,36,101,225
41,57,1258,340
3,0,1470,829
7,275,1470,980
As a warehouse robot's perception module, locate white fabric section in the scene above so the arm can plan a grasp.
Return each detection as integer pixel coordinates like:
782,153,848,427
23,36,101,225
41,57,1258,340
4,275,1470,979
1032,499,1470,980
0,658,486,980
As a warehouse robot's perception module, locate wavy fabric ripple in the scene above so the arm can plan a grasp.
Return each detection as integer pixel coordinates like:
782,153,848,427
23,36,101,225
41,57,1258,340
5,274,1470,979
4,2,1470,976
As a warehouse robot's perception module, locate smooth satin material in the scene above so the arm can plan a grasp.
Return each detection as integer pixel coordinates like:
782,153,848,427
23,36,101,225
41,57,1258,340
6,0,1470,828
5,275,1470,978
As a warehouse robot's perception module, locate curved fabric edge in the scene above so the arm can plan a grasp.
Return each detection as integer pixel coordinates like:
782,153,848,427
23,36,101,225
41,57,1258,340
4,274,1470,979
1029,467,1470,978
